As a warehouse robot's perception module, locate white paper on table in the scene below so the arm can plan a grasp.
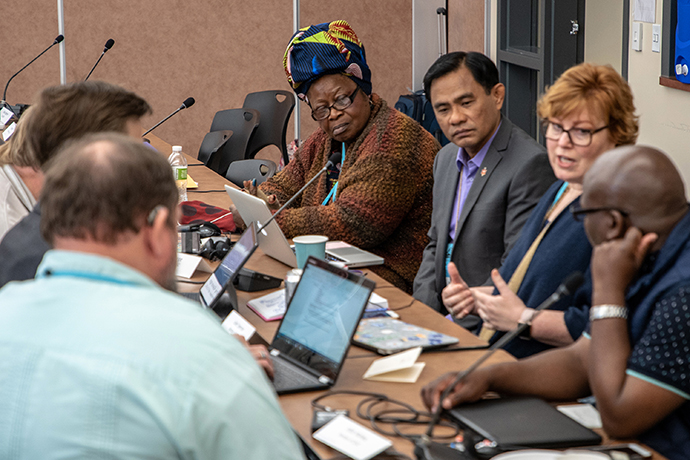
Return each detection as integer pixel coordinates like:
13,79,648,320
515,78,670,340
557,404,603,429
313,414,392,460
246,289,287,321
633,0,655,23
2,122,16,141
363,346,425,383
367,292,388,310
222,310,256,340
0,107,14,125
176,253,213,279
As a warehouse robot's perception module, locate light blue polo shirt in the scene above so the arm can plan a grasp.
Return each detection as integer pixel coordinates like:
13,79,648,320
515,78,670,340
0,250,304,460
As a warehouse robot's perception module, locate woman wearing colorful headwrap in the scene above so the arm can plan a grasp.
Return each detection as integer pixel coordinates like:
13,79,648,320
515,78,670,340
252,20,440,292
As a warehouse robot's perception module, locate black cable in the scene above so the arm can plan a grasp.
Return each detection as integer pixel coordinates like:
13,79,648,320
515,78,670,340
368,287,417,312
310,390,459,449
422,345,490,353
390,297,416,311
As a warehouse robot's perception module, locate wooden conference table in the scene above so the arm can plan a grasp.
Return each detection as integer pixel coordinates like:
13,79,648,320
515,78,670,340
150,133,664,459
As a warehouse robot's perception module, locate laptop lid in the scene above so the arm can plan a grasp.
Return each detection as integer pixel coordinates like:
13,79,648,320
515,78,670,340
447,396,602,449
271,256,376,383
324,242,384,268
225,185,297,267
198,221,258,309
353,317,459,355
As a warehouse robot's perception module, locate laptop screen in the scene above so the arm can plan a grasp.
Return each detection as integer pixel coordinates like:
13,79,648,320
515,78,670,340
198,222,257,307
274,258,374,379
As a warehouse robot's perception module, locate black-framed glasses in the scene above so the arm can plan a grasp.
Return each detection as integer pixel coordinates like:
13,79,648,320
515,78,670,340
541,121,609,147
570,202,629,222
310,86,359,121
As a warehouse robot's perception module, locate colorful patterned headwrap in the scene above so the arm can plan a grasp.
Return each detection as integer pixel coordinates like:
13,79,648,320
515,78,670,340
283,20,371,102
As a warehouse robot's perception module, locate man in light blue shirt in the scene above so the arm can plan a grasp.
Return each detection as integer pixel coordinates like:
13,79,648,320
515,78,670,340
0,133,305,460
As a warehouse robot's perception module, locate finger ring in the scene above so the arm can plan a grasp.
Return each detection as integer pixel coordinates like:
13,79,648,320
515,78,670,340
259,351,266,359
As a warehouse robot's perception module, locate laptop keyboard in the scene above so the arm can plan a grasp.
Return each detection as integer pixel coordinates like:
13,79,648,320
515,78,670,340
272,356,318,389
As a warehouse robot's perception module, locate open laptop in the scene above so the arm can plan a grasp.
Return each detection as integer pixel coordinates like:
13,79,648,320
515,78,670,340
226,185,384,268
180,221,258,312
269,256,375,395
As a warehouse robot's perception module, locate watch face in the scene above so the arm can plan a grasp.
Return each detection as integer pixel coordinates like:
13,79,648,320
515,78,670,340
517,323,531,340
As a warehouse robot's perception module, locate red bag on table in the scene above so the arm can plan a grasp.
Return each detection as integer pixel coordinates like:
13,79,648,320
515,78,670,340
179,200,236,233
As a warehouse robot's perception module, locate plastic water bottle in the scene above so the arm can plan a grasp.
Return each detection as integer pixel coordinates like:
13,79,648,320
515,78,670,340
168,145,188,202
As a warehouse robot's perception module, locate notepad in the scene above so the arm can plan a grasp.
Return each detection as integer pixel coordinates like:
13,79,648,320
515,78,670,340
246,289,286,321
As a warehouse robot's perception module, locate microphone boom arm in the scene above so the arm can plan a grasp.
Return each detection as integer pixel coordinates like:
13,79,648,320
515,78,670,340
258,164,329,231
3,36,63,103
424,272,584,437
142,107,181,137
84,53,106,82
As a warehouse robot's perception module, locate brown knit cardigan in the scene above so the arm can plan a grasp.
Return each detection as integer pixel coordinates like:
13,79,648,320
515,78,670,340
259,95,439,292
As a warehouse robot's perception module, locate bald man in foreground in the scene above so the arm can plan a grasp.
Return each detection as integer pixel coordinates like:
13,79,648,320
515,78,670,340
0,134,304,459
422,146,690,460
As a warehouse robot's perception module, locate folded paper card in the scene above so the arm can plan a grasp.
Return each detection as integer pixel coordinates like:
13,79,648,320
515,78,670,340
363,346,425,383
221,310,256,341
312,414,392,460
186,174,198,189
176,253,214,279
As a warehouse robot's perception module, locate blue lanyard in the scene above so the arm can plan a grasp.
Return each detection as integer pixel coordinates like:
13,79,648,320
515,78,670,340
322,143,346,206
552,181,569,205
40,269,138,286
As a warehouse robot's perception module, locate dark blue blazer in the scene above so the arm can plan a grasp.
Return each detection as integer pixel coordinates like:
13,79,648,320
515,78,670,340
490,180,593,358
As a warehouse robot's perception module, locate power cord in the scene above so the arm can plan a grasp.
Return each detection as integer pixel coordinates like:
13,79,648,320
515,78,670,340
310,390,460,458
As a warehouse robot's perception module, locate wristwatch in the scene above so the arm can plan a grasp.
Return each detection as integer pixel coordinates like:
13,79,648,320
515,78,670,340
590,304,628,321
517,308,535,340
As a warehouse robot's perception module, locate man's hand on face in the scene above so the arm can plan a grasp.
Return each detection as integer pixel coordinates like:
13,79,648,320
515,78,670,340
591,227,658,298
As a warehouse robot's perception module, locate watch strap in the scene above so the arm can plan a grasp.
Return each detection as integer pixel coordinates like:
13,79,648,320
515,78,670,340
590,304,628,321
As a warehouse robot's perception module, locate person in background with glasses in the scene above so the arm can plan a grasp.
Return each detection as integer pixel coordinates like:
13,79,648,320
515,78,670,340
423,146,690,460
445,63,639,358
235,20,440,293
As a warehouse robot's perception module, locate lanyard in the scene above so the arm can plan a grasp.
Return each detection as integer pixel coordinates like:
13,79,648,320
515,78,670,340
40,269,138,287
322,143,346,206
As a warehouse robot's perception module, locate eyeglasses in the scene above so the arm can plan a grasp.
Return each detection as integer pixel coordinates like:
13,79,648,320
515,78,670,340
310,86,359,121
542,121,609,147
569,202,629,222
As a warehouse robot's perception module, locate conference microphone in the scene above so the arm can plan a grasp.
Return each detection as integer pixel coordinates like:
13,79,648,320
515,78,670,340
415,271,585,459
258,151,341,232
142,97,195,137
2,34,64,115
84,38,115,81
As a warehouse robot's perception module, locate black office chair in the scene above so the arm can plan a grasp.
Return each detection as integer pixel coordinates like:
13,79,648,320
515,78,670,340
197,130,232,170
225,159,277,188
205,108,260,176
242,90,295,166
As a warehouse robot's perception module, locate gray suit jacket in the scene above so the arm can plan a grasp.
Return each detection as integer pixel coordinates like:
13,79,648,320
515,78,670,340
413,117,555,313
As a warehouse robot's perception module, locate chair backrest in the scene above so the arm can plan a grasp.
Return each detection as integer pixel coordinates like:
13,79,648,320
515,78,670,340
242,90,295,165
197,130,232,166
225,159,277,188
207,108,260,176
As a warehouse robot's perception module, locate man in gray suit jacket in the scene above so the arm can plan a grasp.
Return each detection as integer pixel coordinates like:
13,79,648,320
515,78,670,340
413,52,554,316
